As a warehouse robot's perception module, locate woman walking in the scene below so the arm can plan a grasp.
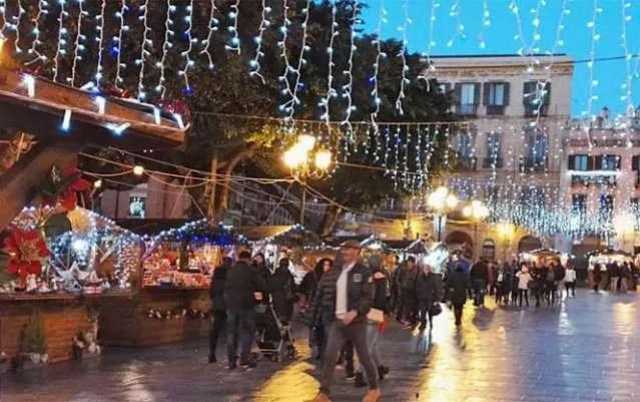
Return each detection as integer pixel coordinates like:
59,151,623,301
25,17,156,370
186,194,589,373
516,265,532,307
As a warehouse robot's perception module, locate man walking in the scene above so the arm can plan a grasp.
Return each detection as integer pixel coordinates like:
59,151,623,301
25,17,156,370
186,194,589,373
209,257,232,363
309,241,381,402
224,251,266,370
447,262,470,326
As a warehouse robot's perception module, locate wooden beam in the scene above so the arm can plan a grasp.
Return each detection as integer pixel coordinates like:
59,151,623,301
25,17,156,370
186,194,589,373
0,141,81,230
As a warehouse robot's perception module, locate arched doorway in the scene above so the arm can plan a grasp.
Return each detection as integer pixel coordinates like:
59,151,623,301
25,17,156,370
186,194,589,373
518,235,542,253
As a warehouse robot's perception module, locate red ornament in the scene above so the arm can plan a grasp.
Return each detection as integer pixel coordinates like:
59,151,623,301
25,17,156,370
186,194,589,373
158,100,192,125
3,227,49,281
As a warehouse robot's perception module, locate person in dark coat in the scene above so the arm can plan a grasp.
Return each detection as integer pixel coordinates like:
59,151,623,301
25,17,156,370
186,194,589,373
309,241,380,402
470,259,489,306
301,258,333,361
593,263,603,293
209,257,232,363
224,251,266,369
447,262,470,326
268,258,295,324
398,256,419,326
415,263,444,331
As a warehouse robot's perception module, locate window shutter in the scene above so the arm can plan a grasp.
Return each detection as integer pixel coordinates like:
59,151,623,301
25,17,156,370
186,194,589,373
588,155,595,170
594,155,603,170
503,82,511,105
454,83,462,104
483,83,491,105
616,155,621,170
523,82,533,104
568,155,576,170
633,155,639,171
544,82,551,105
474,83,481,105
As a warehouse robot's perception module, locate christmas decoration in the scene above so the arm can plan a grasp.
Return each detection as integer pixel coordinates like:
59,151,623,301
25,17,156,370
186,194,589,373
40,164,91,212
3,226,49,282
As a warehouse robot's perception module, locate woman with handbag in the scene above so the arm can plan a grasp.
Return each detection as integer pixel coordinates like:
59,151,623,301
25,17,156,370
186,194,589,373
415,263,444,332
354,255,390,388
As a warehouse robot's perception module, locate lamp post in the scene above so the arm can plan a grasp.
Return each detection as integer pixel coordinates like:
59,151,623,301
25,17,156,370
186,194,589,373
463,200,490,259
282,135,332,226
427,186,459,242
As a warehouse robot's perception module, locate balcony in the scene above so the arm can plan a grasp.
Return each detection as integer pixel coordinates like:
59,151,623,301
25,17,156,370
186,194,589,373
486,105,506,116
482,157,503,169
456,157,477,172
456,103,478,117
519,157,548,173
524,104,549,118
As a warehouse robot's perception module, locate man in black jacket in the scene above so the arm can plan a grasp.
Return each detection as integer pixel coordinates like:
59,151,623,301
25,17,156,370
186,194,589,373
309,241,381,402
224,251,266,370
416,264,444,331
209,257,232,363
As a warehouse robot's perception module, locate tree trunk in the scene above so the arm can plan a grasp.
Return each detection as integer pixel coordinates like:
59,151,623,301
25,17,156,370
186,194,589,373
320,205,343,237
215,143,258,216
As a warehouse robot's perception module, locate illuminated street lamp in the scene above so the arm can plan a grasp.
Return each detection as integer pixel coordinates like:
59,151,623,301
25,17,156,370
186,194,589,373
427,186,459,242
463,200,490,259
496,221,516,261
282,135,333,225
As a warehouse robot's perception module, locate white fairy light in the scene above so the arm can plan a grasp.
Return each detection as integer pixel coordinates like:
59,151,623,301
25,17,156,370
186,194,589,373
394,0,410,116
249,0,271,83
418,0,439,85
446,0,465,48
319,0,337,131
114,0,129,90
0,1,6,40
135,0,151,100
53,0,69,83
200,0,219,70
341,1,358,147
25,0,49,65
153,107,161,124
277,0,293,116
70,0,89,86
225,0,240,54
105,122,130,136
585,0,602,118
620,0,633,116
369,0,386,144
156,0,175,98
94,0,106,85
509,0,528,56
61,109,72,131
281,0,311,121
10,0,24,54
179,0,195,92
95,95,106,114
478,0,491,49
23,74,35,97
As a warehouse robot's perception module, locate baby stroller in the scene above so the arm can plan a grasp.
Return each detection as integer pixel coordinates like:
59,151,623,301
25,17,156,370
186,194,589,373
255,296,296,362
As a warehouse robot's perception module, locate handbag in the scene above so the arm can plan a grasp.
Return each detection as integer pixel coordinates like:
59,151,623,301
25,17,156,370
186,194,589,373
429,303,443,317
366,308,385,323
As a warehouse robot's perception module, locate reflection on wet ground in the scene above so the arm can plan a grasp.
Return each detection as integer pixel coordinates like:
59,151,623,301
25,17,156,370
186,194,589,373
2,289,640,401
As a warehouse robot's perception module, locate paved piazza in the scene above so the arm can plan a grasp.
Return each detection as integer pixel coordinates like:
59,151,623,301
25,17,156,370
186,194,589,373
2,289,639,402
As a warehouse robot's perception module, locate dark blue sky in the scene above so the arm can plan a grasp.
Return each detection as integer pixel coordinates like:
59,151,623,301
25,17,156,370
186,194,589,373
359,0,640,117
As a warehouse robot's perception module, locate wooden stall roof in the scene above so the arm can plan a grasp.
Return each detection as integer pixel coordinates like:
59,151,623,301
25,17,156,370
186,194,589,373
0,67,185,149
238,225,292,242
116,219,191,236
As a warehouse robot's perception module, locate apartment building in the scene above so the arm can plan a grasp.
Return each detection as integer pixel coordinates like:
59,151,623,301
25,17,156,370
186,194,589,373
426,54,574,258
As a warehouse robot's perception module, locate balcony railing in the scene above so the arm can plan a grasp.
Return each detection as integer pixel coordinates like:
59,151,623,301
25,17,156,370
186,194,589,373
456,103,479,116
524,104,549,117
456,156,477,172
482,157,503,169
486,105,506,116
519,157,548,173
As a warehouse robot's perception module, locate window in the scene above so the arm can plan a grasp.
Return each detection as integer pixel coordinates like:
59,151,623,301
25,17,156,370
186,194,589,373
484,132,502,168
568,154,589,171
455,83,480,115
482,239,496,260
599,194,614,222
598,154,621,171
129,196,147,218
483,82,510,115
521,127,548,171
437,83,451,94
453,131,476,170
523,81,551,117
572,194,587,215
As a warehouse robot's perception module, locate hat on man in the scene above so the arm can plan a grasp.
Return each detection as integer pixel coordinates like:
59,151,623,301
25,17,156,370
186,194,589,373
340,240,362,249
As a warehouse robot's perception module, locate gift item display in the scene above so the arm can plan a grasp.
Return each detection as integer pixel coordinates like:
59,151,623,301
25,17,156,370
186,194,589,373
1,207,139,296
520,248,574,267
141,220,239,289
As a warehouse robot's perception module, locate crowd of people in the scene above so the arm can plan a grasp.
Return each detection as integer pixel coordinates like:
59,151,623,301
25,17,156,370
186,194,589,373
207,245,638,402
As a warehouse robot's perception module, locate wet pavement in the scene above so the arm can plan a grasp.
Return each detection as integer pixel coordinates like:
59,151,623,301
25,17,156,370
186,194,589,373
2,289,640,402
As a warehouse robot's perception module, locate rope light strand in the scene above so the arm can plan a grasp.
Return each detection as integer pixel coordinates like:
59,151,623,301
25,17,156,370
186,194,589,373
135,0,151,100
94,0,106,85
53,0,70,83
25,0,48,65
249,0,272,83
70,0,88,86
114,0,129,90
200,0,219,70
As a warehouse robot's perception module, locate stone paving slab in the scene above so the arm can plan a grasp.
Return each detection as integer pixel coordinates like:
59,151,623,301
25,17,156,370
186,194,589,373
1,289,640,401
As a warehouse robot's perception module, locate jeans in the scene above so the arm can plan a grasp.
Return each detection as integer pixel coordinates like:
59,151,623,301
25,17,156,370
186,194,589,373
226,309,256,365
610,277,619,292
453,304,464,325
320,320,379,395
417,301,434,329
209,310,227,359
518,289,529,307
356,323,381,374
472,279,486,306
565,282,576,297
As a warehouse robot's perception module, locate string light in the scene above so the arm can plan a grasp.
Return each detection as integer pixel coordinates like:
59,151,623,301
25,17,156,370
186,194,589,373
446,0,465,48
0,0,6,40
94,0,106,85
10,0,24,54
135,0,151,100
113,0,129,90
620,0,633,116
249,0,271,83
179,0,195,93
369,0,386,156
479,0,491,49
394,0,410,116
70,0,88,86
585,0,602,118
225,0,240,54
156,0,175,98
53,0,69,83
340,1,358,148
25,0,48,65
200,0,219,70
319,0,337,139
282,0,310,121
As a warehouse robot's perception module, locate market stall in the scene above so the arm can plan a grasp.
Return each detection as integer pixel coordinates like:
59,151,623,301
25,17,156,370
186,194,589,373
520,248,574,267
0,206,139,367
98,220,241,347
585,249,634,290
